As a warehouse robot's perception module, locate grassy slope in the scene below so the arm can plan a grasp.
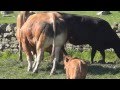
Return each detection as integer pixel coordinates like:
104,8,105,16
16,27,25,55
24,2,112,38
0,11,120,79
1,11,120,25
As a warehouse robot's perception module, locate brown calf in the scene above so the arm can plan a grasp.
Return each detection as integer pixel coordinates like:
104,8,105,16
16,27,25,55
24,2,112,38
16,11,35,61
19,12,67,75
64,56,87,79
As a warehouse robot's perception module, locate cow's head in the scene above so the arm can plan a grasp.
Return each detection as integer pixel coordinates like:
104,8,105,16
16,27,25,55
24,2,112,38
64,55,73,69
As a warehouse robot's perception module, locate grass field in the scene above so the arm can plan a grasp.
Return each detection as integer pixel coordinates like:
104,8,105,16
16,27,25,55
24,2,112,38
0,11,120,79
0,49,120,79
1,11,120,25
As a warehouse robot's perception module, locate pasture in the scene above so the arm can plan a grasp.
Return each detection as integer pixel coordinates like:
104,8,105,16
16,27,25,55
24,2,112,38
0,11,120,79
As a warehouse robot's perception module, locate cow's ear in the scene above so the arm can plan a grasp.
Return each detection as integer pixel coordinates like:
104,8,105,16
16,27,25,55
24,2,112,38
64,55,72,63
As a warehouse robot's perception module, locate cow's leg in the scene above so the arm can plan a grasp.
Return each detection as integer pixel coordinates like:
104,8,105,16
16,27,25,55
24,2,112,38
22,41,33,71
26,53,33,72
31,51,37,68
19,42,23,62
91,47,97,63
99,50,105,64
26,50,33,72
62,46,68,55
32,48,44,73
66,67,70,79
79,45,83,52
50,46,61,75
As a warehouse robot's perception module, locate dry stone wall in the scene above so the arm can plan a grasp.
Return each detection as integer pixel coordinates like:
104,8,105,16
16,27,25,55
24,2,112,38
0,23,18,53
0,23,118,53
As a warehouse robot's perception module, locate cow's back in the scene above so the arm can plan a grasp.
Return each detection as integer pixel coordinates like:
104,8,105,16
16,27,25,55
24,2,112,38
20,12,67,53
61,13,120,49
20,13,52,51
16,11,35,43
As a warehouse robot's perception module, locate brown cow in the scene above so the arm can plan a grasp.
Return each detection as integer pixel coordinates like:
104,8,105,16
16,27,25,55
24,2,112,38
16,11,35,61
19,12,67,75
64,56,87,79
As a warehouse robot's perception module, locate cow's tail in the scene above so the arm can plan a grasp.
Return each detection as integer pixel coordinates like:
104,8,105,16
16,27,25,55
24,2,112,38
16,14,23,62
50,14,56,58
49,13,58,75
19,29,23,62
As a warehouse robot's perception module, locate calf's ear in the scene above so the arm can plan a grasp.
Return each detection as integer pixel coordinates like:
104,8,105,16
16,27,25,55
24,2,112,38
66,58,69,62
64,56,69,62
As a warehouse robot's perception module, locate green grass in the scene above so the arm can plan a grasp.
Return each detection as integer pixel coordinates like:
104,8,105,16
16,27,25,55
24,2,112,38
61,11,120,25
0,12,17,24
1,11,120,26
0,50,120,79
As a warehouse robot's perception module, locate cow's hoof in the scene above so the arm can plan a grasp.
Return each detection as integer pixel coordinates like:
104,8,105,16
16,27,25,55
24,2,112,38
50,71,56,76
27,68,32,72
98,60,106,64
90,61,97,64
18,58,23,62
91,62,94,64
32,70,38,73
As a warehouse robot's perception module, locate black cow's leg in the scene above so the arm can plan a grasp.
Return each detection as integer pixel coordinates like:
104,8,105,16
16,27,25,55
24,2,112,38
91,47,97,63
99,50,105,64
62,46,68,55
58,46,68,63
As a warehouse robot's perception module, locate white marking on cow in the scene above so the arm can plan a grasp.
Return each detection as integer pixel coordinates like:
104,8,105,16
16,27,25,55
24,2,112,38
32,48,44,73
50,47,61,75
27,55,33,71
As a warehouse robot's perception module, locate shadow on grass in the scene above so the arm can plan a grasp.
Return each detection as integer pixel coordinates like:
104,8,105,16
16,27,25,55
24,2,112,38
88,64,120,75
13,58,120,76
39,60,120,75
40,62,65,74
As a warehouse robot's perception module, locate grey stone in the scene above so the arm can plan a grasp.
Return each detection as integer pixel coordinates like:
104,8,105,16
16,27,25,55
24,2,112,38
117,33,120,38
5,44,10,48
2,38,10,44
0,35,2,38
0,23,8,33
118,23,120,30
0,44,3,50
97,11,111,15
4,33,12,38
11,37,17,41
6,24,15,32
112,22,118,31
10,44,18,49
12,49,19,53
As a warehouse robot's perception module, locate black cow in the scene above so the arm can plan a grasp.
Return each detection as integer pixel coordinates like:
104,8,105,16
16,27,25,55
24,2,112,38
60,12,120,63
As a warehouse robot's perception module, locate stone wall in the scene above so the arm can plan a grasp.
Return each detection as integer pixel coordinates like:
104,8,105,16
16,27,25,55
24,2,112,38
0,23,18,53
0,23,92,53
0,23,119,53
